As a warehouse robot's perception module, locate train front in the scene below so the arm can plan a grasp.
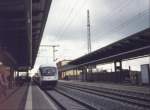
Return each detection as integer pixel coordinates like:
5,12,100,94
39,66,58,88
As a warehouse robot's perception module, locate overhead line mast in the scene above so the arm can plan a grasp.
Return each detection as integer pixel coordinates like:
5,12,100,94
87,9,91,53
40,45,59,62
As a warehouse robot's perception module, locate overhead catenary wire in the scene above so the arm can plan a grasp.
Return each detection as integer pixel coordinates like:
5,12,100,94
54,0,82,39
55,0,141,57
91,0,132,35
58,0,88,40
92,0,137,38
56,0,87,41
54,0,88,59
45,0,76,38
56,0,138,50
94,9,150,42
93,0,146,39
48,0,78,40
54,0,131,42
93,0,150,44
37,0,150,63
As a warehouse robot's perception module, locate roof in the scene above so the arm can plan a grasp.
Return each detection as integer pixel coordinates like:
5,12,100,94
0,0,52,70
69,28,150,66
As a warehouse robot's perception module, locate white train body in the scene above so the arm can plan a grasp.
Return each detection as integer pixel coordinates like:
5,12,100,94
36,65,58,88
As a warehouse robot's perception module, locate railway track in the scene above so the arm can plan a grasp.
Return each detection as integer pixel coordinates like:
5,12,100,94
44,90,66,110
57,82,150,109
44,89,97,110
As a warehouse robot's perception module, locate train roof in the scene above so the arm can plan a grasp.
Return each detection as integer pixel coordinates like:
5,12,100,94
39,63,57,68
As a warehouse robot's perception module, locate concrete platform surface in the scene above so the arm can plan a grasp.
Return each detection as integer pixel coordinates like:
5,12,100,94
25,83,58,110
0,84,28,110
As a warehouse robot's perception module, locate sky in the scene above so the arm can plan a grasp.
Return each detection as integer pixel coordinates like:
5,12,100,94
32,0,150,72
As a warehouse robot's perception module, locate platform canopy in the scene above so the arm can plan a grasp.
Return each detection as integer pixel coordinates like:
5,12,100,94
69,28,150,66
0,0,52,70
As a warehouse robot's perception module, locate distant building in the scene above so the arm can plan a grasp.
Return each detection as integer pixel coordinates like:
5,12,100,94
56,60,81,80
56,60,72,79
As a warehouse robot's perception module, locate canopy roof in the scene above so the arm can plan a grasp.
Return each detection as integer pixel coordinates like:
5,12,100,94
69,28,150,66
0,0,52,70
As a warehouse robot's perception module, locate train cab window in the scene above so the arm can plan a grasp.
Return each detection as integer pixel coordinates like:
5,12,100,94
40,67,57,76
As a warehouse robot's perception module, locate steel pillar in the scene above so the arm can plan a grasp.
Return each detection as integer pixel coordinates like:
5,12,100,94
75,68,78,80
114,60,122,72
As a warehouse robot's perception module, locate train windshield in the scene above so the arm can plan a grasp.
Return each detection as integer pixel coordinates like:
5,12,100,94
40,67,57,76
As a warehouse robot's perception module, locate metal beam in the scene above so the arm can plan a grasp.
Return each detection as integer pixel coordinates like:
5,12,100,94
64,45,150,71
25,0,32,66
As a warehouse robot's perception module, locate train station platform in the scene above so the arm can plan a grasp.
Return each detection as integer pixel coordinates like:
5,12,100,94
0,83,57,110
0,84,29,110
25,83,57,110
59,80,150,95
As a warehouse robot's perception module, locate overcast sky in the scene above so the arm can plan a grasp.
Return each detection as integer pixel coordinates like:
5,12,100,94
33,0,150,71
